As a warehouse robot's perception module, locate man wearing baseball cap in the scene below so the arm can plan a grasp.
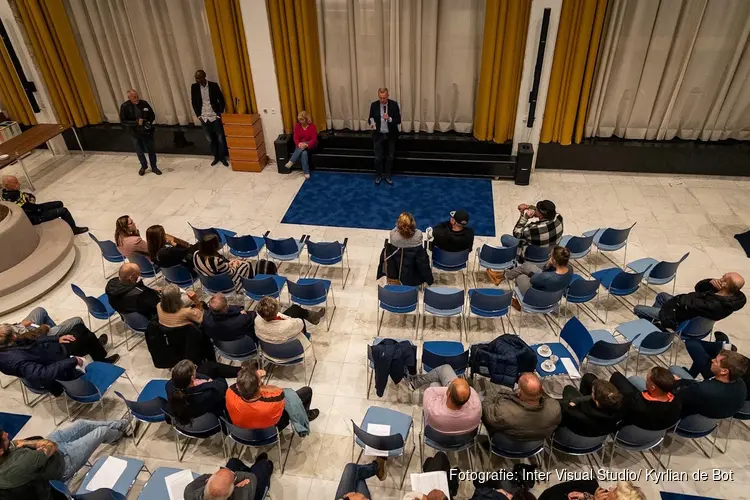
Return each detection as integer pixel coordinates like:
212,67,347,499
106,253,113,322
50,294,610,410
428,209,475,253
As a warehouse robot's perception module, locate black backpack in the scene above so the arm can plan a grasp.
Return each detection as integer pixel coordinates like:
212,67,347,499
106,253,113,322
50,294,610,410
256,259,278,275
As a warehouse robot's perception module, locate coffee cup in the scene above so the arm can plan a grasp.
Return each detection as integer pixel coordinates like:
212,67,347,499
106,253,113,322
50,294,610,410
550,355,559,364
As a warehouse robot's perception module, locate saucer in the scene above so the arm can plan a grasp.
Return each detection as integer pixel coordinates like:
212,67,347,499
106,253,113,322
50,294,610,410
540,360,556,373
537,344,552,357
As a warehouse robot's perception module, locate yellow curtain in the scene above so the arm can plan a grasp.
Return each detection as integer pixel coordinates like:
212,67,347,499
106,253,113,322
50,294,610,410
540,0,608,145
14,0,100,126
267,0,326,133
205,0,257,114
0,40,36,125
473,0,532,143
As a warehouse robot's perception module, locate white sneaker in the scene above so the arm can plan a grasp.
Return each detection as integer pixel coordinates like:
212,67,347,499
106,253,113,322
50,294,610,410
285,161,293,169
304,174,311,180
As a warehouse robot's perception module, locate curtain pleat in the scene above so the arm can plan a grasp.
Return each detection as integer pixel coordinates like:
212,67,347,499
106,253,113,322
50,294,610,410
0,40,36,125
472,0,531,143
205,0,256,114
540,0,608,145
267,0,326,133
14,0,101,126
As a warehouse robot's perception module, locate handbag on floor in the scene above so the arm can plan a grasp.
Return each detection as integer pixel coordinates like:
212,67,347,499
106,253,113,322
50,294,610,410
255,259,278,275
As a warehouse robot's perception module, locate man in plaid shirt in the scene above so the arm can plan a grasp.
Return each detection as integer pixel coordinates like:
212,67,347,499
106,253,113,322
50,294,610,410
488,200,564,285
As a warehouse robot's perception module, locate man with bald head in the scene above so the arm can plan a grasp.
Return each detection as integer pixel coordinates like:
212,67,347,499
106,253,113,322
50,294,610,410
119,88,160,176
634,272,746,330
407,364,481,434
482,372,561,441
2,175,88,234
184,453,273,500
202,292,256,342
105,262,160,318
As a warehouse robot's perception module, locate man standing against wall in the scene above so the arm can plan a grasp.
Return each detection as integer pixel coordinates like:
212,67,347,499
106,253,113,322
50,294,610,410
191,70,228,166
368,88,401,186
119,89,160,176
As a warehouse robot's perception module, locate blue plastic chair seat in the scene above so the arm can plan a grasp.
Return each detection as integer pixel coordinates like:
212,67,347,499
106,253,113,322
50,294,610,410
478,257,515,271
162,265,197,288
531,342,575,377
626,257,660,279
614,319,671,355
267,238,305,261
63,362,125,403
379,285,418,313
243,274,287,300
138,467,199,500
559,235,593,259
424,287,464,316
592,267,639,295
138,379,168,403
468,288,510,317
422,340,467,375
735,401,750,420
585,228,627,251
356,406,412,457
586,329,628,366
309,242,346,265
78,456,144,496
228,236,266,258
490,433,545,458
291,279,331,306
517,287,559,314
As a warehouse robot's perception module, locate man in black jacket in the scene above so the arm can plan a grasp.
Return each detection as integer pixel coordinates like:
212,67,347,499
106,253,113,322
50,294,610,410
105,263,160,319
428,210,475,253
559,375,623,437
191,69,227,166
119,88,161,176
368,88,401,186
634,273,746,330
202,293,256,342
1,175,87,234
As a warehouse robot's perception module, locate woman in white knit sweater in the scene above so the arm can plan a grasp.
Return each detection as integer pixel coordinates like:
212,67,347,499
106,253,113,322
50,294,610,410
254,297,324,346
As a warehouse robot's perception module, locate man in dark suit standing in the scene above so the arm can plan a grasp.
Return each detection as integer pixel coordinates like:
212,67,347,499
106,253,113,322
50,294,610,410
119,89,160,176
368,87,401,185
191,69,227,166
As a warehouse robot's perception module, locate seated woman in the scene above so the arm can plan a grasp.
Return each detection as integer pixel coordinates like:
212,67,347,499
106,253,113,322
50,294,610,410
166,359,234,425
284,110,318,179
115,215,148,257
193,233,253,292
254,296,324,353
146,224,197,270
389,212,423,248
500,246,573,310
157,284,203,328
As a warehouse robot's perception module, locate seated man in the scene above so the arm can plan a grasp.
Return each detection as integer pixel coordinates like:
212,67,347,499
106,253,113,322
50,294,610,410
671,349,747,419
406,364,481,434
488,200,563,283
559,375,623,437
225,361,319,430
202,293,256,342
684,332,750,394
589,368,681,431
1,175,88,234
334,459,386,500
482,372,561,441
106,262,161,319
185,454,274,500
8,307,84,338
634,273,746,330
427,209,475,253
0,418,129,498
254,297,324,347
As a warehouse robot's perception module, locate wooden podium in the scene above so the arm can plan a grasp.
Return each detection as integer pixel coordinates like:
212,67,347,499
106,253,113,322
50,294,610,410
222,113,267,172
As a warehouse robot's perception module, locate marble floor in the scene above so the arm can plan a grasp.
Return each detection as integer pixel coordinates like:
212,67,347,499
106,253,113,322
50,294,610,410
2,150,750,500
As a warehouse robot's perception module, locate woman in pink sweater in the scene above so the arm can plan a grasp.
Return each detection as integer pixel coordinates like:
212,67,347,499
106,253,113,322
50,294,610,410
285,110,318,179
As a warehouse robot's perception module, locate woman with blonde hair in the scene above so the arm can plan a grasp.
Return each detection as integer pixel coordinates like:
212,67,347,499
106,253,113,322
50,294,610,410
285,110,318,179
389,212,423,248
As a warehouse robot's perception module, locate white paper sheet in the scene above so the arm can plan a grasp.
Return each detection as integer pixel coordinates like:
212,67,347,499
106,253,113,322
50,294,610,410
165,469,195,500
410,471,450,498
364,423,391,457
84,456,128,491
561,357,581,379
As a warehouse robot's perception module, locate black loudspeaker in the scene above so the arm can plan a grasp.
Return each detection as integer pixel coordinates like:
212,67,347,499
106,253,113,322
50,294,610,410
274,134,294,174
527,8,551,128
515,143,533,186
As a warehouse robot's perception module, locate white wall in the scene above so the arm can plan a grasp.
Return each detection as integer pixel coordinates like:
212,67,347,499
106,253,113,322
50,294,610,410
511,0,562,168
238,0,283,162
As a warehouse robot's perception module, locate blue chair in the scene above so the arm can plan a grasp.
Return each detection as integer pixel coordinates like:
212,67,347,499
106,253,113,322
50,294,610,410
352,406,415,488
220,418,292,473
198,272,236,298
227,232,268,261
531,316,594,381
264,234,307,277
56,362,135,421
89,233,126,278
241,274,287,305
214,336,258,364
609,423,675,472
76,455,150,498
515,287,565,335
128,253,161,282
734,401,750,431
377,285,419,337
560,233,595,275
306,238,350,288
421,341,469,376
50,480,126,500
421,419,478,469
671,415,722,463
467,288,514,334
163,410,224,461
162,264,197,290
120,312,149,351
366,337,416,398
115,379,168,447
523,244,553,265
431,247,470,291
137,467,199,500
584,223,637,268
20,378,62,424
591,266,650,322
288,278,335,330
676,316,715,341
627,253,689,296
474,242,517,289
486,430,545,469
71,284,117,337
615,319,675,374
585,328,633,372
188,223,236,247
547,427,608,470
422,287,465,341
565,274,603,322
259,338,317,386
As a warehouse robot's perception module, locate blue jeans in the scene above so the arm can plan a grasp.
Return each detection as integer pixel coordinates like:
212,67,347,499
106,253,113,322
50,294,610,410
335,462,379,500
628,375,647,392
669,365,694,381
49,419,129,481
686,338,725,379
201,118,226,161
132,134,157,170
24,307,83,336
633,292,673,322
289,147,310,174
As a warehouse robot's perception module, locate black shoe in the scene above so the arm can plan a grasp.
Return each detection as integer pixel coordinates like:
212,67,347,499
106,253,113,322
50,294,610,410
98,334,108,346
307,308,326,326
714,331,730,345
73,226,89,235
211,158,220,166
103,354,120,364
384,176,393,185
375,175,382,185
220,158,229,167
307,409,320,422
255,452,269,463
151,167,162,175
138,167,146,176
375,457,387,481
